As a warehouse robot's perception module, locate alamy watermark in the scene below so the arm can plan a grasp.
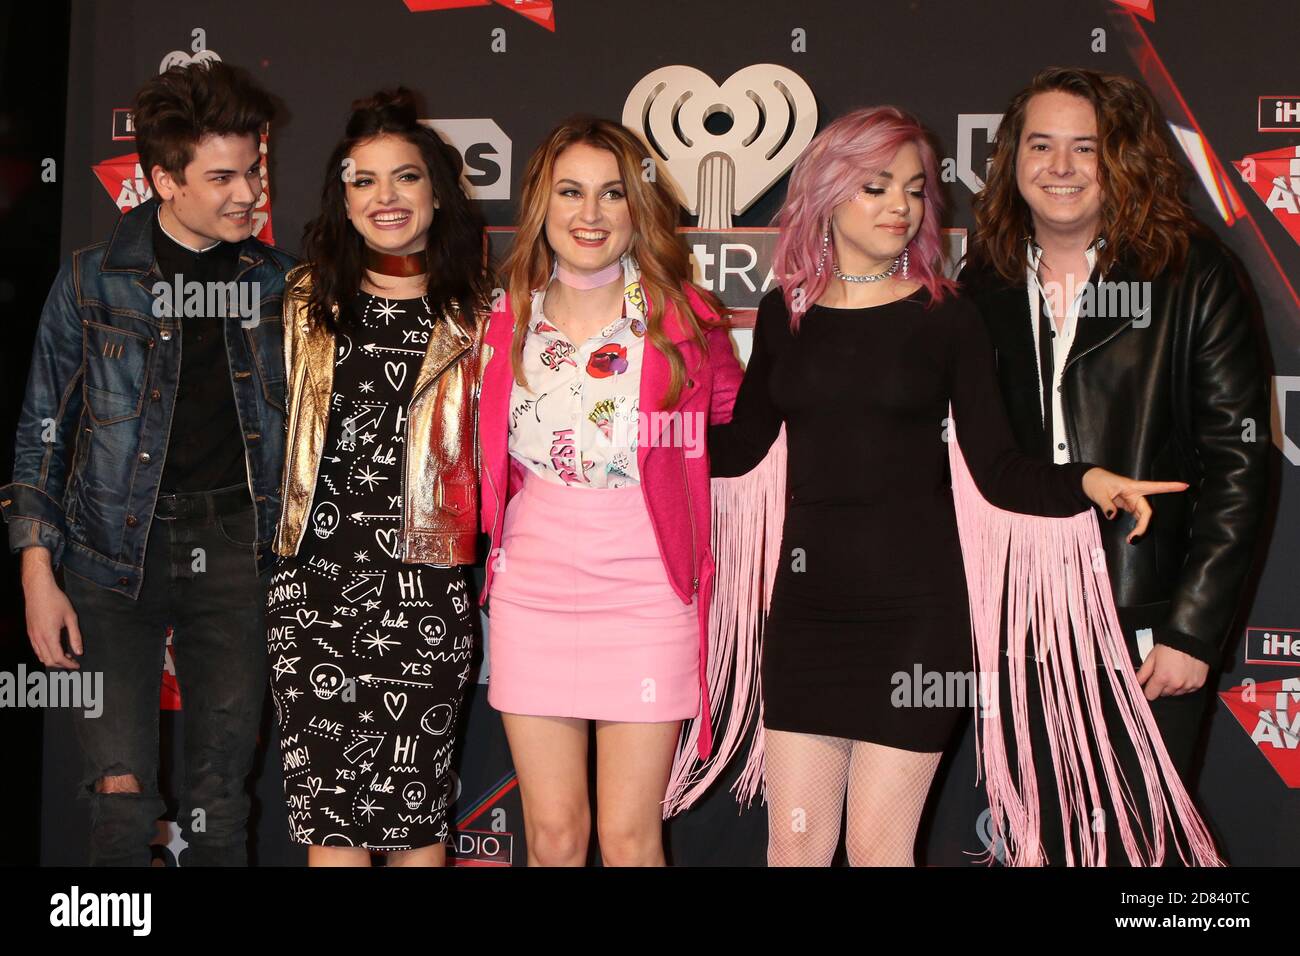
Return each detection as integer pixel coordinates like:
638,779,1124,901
891,665,998,718
590,409,707,458
1039,277,1152,326
49,886,150,935
151,274,262,328
0,665,102,718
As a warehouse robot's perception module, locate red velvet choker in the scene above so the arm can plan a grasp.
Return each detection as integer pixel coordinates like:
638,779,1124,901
365,248,427,277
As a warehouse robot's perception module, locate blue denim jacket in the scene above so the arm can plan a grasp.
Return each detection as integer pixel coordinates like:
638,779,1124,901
0,199,298,597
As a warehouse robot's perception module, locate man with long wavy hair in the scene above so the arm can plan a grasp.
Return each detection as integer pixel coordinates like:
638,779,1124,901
961,67,1271,864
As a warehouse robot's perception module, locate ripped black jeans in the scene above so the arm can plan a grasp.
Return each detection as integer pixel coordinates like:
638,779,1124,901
63,488,269,866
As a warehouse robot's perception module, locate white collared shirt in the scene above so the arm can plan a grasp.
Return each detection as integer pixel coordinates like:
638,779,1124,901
156,206,221,253
1025,239,1102,464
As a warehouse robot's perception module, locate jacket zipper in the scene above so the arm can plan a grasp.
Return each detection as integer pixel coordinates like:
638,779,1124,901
241,433,256,549
483,382,502,540
485,463,501,525
475,361,500,603
681,444,698,592
289,362,317,556
400,409,408,562
231,256,262,549
1060,367,1078,464
478,341,502,552
238,356,257,554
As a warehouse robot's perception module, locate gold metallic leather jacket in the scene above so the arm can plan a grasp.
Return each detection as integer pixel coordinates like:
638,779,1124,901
274,263,484,566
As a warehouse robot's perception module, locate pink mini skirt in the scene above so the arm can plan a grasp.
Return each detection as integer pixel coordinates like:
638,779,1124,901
485,470,700,722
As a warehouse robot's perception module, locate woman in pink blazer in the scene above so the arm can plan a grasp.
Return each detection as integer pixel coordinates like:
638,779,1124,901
477,116,742,866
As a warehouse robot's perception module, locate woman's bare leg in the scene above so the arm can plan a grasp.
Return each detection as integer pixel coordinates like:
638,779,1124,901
501,712,590,866
593,719,680,866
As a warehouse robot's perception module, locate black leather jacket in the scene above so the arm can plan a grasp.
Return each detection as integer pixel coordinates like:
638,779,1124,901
960,235,1272,668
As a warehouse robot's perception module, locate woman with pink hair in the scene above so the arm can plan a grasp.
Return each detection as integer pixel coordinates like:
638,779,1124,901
689,106,1201,866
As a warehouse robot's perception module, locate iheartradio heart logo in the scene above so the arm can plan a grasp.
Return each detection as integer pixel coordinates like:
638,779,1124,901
623,64,818,228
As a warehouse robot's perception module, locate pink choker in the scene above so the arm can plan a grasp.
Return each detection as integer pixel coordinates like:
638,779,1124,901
556,260,622,290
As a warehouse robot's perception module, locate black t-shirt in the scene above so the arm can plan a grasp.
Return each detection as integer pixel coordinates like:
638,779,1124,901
151,212,248,494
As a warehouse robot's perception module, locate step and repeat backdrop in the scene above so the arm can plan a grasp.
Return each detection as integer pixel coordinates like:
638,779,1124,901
37,0,1298,865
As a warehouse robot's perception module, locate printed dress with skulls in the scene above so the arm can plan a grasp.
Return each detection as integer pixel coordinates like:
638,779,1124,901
267,292,475,851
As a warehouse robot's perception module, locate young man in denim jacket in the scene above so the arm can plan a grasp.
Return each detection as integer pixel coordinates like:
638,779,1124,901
1,61,296,865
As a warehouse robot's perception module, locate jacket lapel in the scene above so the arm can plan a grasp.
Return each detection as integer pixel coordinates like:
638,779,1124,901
412,301,474,400
1065,259,1141,370
638,295,702,474
302,314,337,411
971,274,1049,457
984,279,1037,379
480,307,516,503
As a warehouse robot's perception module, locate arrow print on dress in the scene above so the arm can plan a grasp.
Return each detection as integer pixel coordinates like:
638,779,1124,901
357,673,436,689
299,776,347,796
349,512,400,523
341,572,385,603
281,608,344,629
343,733,384,765
362,342,426,356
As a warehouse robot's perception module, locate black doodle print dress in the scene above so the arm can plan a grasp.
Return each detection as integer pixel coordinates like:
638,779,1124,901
268,292,475,851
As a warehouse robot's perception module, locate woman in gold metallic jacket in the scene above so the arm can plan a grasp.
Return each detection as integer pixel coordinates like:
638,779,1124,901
269,88,490,867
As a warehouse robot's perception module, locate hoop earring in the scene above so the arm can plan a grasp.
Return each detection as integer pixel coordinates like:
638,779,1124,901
815,222,831,278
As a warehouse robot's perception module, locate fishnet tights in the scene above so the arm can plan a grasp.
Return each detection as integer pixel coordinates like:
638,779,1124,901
764,729,942,866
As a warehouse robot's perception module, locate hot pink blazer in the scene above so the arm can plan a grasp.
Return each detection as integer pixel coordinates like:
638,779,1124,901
477,284,742,759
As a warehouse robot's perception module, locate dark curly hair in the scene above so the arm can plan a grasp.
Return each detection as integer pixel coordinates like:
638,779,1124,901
969,66,1205,283
302,88,490,333
133,60,274,192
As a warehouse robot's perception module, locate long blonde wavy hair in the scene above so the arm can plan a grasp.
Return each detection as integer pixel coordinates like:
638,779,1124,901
501,116,726,409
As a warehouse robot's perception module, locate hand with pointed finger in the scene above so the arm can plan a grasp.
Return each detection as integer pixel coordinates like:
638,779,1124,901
1081,468,1189,544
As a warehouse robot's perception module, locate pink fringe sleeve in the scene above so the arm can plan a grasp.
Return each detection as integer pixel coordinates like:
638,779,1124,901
661,412,1222,868
948,415,1222,866
661,427,787,818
